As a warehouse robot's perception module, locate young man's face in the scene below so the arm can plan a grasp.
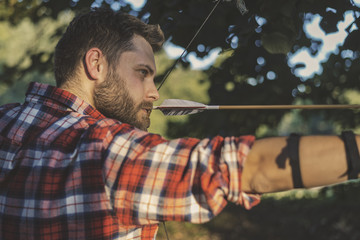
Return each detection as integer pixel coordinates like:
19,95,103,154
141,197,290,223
94,35,159,131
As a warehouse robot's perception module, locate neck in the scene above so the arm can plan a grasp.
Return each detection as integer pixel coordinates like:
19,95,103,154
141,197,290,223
60,79,96,107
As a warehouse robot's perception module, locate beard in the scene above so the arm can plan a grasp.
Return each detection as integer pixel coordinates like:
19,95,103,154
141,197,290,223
93,69,153,131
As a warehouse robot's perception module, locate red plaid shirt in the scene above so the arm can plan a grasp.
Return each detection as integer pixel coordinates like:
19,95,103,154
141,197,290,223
0,82,260,239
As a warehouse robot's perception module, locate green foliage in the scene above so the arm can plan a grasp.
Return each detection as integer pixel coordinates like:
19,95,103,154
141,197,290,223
0,11,73,103
261,32,293,54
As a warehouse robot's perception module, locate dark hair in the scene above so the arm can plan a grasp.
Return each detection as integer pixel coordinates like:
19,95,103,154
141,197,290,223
54,8,164,87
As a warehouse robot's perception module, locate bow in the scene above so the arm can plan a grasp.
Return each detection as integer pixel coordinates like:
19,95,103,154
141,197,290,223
157,0,248,90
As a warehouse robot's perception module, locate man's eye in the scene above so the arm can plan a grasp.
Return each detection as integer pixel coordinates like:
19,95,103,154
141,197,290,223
139,69,148,76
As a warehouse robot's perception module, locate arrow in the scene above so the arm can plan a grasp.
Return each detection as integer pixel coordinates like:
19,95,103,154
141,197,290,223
153,99,360,116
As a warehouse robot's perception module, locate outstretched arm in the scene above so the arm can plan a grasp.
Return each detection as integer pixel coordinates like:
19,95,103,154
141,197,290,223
241,135,360,193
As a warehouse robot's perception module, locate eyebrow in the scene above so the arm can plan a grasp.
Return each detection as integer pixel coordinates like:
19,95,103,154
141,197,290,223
137,64,155,75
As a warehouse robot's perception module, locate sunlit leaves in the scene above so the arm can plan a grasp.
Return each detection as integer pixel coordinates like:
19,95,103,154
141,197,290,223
261,32,293,54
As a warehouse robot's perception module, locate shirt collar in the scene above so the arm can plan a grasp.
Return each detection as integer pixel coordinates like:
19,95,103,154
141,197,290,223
25,82,106,120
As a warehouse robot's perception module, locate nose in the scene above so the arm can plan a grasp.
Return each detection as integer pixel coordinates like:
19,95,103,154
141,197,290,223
146,80,160,102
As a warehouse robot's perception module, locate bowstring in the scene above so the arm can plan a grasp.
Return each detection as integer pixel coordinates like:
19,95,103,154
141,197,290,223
157,0,222,240
157,0,223,91
158,2,223,239
163,221,170,240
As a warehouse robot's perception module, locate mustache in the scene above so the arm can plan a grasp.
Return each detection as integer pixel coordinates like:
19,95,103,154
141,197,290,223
139,101,153,109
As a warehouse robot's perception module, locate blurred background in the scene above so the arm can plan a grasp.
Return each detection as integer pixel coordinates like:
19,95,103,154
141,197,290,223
1,0,360,239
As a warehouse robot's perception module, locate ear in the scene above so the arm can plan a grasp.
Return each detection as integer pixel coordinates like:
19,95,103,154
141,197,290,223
83,48,107,81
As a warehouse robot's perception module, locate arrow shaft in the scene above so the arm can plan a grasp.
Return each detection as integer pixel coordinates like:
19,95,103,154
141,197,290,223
215,104,360,110
155,104,360,111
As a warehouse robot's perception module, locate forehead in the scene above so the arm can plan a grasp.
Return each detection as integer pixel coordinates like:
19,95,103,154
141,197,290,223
118,35,156,71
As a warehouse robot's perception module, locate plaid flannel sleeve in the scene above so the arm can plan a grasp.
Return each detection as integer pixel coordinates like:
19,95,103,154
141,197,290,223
103,128,260,225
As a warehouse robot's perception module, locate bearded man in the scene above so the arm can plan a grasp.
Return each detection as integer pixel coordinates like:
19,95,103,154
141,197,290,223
0,8,359,240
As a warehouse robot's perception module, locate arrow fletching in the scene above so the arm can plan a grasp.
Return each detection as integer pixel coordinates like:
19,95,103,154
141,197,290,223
153,99,209,116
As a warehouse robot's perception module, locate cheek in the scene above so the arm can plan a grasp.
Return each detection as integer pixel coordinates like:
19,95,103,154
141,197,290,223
126,79,145,102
